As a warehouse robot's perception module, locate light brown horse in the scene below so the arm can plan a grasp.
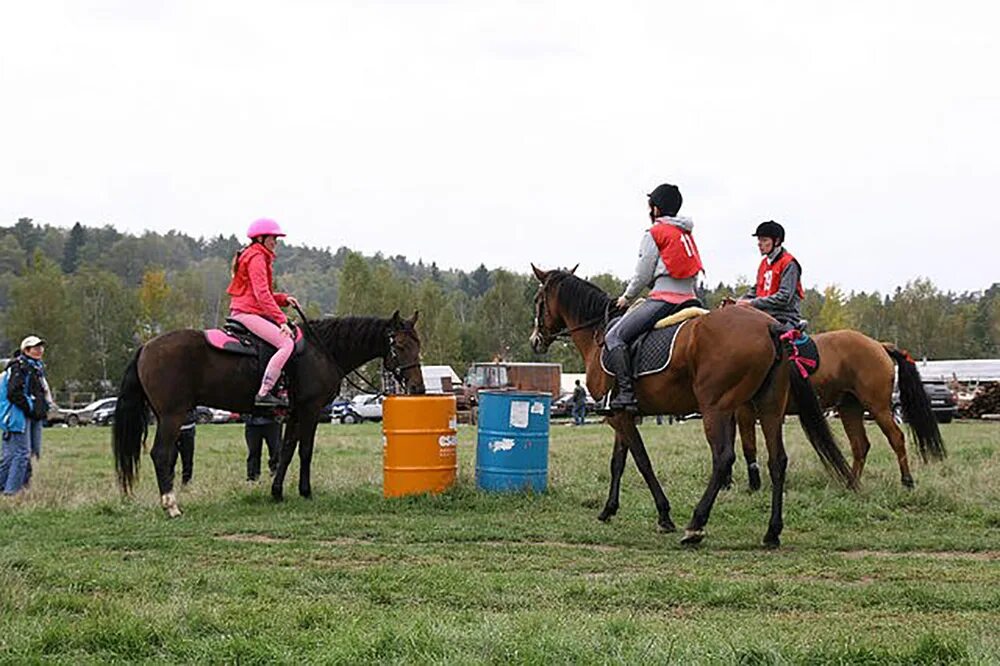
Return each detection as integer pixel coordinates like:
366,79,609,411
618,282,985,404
736,329,946,490
530,267,855,548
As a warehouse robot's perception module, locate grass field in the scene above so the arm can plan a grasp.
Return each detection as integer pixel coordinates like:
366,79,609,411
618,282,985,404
1,417,998,664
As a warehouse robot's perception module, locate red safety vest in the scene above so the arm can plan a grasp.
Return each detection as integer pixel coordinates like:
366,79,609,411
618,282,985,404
648,221,704,279
755,250,804,298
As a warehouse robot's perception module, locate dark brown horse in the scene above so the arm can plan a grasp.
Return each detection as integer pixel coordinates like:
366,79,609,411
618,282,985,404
113,311,424,516
530,267,855,547
736,329,945,490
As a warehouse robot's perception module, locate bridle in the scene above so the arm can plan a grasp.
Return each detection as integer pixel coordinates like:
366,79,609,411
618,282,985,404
534,276,620,346
290,301,420,395
383,327,421,386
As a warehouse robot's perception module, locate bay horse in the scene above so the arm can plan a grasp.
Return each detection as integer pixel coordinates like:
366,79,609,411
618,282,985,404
113,311,424,517
736,329,946,490
530,266,855,548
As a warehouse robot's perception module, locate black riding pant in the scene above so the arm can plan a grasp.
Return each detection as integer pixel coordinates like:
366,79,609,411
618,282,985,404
245,422,281,480
176,427,195,484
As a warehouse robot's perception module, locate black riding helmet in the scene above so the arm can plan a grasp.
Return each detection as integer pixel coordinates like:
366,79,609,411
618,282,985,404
752,220,785,244
647,183,682,217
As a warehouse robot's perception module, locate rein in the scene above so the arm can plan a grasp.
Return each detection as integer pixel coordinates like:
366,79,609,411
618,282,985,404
290,303,416,396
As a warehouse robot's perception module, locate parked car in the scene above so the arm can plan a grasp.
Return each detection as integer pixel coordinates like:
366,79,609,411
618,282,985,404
892,381,958,424
92,399,118,426
48,397,118,427
320,397,349,423
339,394,383,424
194,406,238,424
551,392,596,418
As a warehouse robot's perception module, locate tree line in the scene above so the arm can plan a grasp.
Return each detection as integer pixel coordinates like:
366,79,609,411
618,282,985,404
1,217,998,392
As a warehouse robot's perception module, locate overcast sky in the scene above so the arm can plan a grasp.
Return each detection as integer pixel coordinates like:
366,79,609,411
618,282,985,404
2,1,997,294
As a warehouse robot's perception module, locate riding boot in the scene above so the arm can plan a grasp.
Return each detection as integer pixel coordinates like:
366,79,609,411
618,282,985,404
606,347,638,413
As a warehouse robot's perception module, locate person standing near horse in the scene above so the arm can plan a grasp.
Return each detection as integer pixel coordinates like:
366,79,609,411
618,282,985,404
571,379,587,426
175,408,197,485
739,220,804,328
605,183,704,412
244,409,280,481
0,336,51,495
227,218,301,407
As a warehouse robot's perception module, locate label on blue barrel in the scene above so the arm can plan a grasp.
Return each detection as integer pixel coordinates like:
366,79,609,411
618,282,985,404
510,401,530,428
531,401,545,415
489,438,516,452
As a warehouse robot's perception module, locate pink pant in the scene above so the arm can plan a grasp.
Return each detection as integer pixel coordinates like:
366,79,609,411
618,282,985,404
230,312,294,395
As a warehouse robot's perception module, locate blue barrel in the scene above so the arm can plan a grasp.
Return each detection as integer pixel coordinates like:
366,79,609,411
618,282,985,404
476,390,551,492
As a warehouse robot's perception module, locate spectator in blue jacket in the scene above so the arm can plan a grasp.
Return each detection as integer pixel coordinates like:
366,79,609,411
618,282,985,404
0,336,51,496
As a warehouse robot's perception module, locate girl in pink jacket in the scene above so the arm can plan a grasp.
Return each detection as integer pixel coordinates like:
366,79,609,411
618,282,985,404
226,218,300,407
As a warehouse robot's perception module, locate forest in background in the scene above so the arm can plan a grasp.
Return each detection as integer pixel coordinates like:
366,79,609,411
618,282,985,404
2,217,998,392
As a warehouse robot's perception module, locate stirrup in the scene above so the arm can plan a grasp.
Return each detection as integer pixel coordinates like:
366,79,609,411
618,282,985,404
254,393,288,408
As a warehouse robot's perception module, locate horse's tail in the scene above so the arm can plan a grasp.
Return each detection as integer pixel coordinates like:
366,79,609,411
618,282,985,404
769,326,857,490
882,343,946,462
113,347,149,494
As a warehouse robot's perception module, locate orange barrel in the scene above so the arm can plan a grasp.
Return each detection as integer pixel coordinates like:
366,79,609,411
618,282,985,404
382,395,458,498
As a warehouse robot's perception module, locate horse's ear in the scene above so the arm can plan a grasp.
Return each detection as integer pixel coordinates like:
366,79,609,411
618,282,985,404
408,310,419,325
531,263,549,283
390,310,401,327
569,263,579,275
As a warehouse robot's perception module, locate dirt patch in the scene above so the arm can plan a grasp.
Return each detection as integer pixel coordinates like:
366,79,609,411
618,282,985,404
839,549,1000,561
474,539,624,553
217,533,291,544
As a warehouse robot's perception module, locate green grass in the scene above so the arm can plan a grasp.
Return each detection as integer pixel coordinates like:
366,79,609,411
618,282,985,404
1,418,998,664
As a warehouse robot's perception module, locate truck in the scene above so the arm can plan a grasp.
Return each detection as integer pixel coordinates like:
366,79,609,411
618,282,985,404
461,362,562,411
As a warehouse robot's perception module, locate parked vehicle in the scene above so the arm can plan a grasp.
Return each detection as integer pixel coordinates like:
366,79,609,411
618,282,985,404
323,397,349,423
892,381,958,424
48,397,118,426
551,392,596,418
194,406,238,424
92,399,118,426
339,394,383,424
462,362,561,409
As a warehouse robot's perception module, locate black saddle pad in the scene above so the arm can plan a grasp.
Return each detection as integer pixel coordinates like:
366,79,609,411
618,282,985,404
787,330,820,377
601,319,689,378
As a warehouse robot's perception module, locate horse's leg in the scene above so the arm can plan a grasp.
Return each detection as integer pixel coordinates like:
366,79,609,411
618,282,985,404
597,429,628,523
150,414,184,518
681,410,736,545
736,405,762,492
297,414,320,499
759,410,787,548
271,416,300,502
609,412,675,532
871,407,914,488
838,398,873,483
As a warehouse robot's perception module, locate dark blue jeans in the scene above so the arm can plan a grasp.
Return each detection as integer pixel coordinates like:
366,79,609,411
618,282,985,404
0,430,30,495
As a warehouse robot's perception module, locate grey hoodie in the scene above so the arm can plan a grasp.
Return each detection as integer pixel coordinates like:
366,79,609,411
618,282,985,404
621,216,699,302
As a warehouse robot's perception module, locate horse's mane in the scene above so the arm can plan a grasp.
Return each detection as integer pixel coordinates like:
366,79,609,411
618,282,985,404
548,271,618,324
308,316,389,359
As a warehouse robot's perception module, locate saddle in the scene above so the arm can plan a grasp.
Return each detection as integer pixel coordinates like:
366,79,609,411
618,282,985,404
203,320,307,399
599,305,707,379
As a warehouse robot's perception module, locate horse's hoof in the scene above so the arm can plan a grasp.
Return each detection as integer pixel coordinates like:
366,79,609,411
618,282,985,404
597,509,616,523
762,534,781,549
680,528,705,545
271,489,284,502
299,490,312,500
902,476,915,489
748,472,762,492
657,519,677,533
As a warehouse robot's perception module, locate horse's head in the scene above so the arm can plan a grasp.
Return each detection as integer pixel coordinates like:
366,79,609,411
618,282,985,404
385,310,425,395
530,263,576,354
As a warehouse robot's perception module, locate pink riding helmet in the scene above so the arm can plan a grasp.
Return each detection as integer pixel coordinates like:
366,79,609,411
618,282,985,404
247,218,286,239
